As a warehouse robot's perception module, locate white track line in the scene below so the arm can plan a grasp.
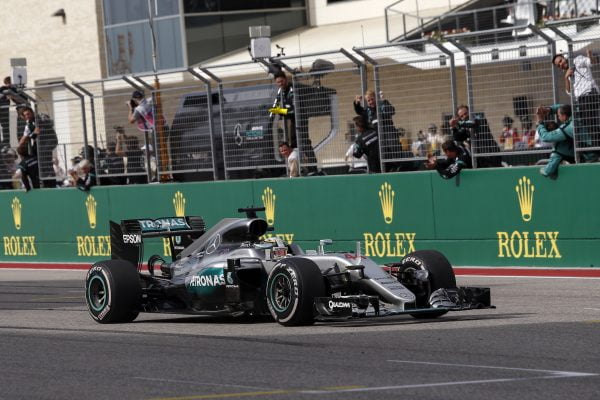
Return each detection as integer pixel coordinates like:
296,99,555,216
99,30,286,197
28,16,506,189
300,360,596,395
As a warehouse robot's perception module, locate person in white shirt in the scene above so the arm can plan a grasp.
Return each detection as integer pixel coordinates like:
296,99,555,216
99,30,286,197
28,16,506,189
278,142,299,178
553,50,600,147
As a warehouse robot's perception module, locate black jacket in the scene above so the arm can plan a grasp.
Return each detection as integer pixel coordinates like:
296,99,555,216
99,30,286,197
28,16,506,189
353,129,381,173
435,143,472,179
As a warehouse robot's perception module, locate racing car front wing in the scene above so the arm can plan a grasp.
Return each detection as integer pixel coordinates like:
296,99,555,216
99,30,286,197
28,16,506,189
314,286,493,321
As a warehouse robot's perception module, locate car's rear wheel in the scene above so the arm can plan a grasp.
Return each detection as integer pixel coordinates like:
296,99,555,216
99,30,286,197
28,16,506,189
266,258,325,326
398,250,456,319
85,260,141,323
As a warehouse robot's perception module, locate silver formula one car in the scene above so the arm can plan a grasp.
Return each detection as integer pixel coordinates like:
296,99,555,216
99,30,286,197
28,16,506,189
85,208,492,326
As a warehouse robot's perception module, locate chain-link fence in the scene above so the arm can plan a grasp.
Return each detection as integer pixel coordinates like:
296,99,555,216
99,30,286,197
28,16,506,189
201,61,284,180
547,20,600,163
1,17,599,189
356,39,458,172
19,83,87,188
280,50,366,174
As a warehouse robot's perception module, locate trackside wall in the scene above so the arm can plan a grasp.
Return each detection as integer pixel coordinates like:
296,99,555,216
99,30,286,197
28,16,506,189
0,165,598,267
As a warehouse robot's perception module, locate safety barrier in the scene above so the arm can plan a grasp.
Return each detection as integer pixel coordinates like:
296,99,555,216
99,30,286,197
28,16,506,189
0,163,598,267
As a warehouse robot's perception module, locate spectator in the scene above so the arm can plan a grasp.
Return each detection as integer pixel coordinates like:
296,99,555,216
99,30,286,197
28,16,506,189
269,71,318,172
52,157,66,187
0,77,13,146
426,123,445,155
17,105,58,188
425,140,472,179
278,142,299,178
411,130,430,157
128,90,154,132
0,147,17,189
0,77,26,146
104,134,126,185
353,89,398,170
535,104,575,179
69,159,96,191
499,115,520,150
116,133,147,184
15,140,39,191
450,105,502,168
352,115,381,173
553,50,600,148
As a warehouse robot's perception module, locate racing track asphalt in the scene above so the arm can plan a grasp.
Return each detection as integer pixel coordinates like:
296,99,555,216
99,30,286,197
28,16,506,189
0,269,599,400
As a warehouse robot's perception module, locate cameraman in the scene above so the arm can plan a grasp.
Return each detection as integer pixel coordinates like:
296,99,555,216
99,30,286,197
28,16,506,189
127,90,154,132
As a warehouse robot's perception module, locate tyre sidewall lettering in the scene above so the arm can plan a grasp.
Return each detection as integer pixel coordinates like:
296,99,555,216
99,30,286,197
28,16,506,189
267,264,300,323
86,266,113,321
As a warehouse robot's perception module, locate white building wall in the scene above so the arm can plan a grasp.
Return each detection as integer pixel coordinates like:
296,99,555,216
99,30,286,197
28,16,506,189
0,0,105,85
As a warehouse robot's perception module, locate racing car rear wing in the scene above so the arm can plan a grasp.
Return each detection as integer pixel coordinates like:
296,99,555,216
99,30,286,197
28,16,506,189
110,216,206,267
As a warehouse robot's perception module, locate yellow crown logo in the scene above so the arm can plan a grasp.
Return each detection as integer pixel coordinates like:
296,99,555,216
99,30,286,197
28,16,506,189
379,182,394,224
11,197,21,230
262,187,276,226
515,176,534,222
173,191,186,217
86,195,97,229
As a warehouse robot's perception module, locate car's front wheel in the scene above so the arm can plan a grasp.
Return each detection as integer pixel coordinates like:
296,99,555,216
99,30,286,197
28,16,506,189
398,250,457,319
85,260,142,323
266,258,325,326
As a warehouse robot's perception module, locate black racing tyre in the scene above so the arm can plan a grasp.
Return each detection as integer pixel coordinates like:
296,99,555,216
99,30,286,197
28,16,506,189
85,260,142,323
266,258,326,326
399,250,456,319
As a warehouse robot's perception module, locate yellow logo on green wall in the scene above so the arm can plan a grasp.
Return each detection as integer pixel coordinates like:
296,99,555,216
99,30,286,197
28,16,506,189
262,187,276,226
379,182,394,224
515,176,534,222
173,191,186,217
86,195,97,229
11,197,21,230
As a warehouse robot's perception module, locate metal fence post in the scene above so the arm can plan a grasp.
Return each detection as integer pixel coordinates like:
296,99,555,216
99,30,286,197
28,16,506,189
64,82,97,184
447,38,476,168
353,47,383,173
201,68,227,180
547,25,579,163
188,68,218,181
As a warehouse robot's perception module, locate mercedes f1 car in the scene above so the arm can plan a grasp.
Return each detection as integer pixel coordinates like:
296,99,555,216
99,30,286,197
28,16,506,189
85,208,492,326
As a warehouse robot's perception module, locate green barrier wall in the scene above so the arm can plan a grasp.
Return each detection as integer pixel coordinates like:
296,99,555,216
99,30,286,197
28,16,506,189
0,164,598,267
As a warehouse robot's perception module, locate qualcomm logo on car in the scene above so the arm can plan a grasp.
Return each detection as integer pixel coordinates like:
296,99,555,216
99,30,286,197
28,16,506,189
328,300,352,309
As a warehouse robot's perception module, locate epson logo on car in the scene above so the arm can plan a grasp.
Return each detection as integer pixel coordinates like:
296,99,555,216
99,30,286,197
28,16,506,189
328,300,352,309
123,234,142,244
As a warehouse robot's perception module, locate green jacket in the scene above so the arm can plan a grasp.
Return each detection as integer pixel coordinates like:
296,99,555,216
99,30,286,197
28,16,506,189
536,104,574,158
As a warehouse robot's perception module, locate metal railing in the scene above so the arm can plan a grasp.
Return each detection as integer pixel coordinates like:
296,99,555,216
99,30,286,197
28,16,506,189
386,0,600,43
0,16,598,189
